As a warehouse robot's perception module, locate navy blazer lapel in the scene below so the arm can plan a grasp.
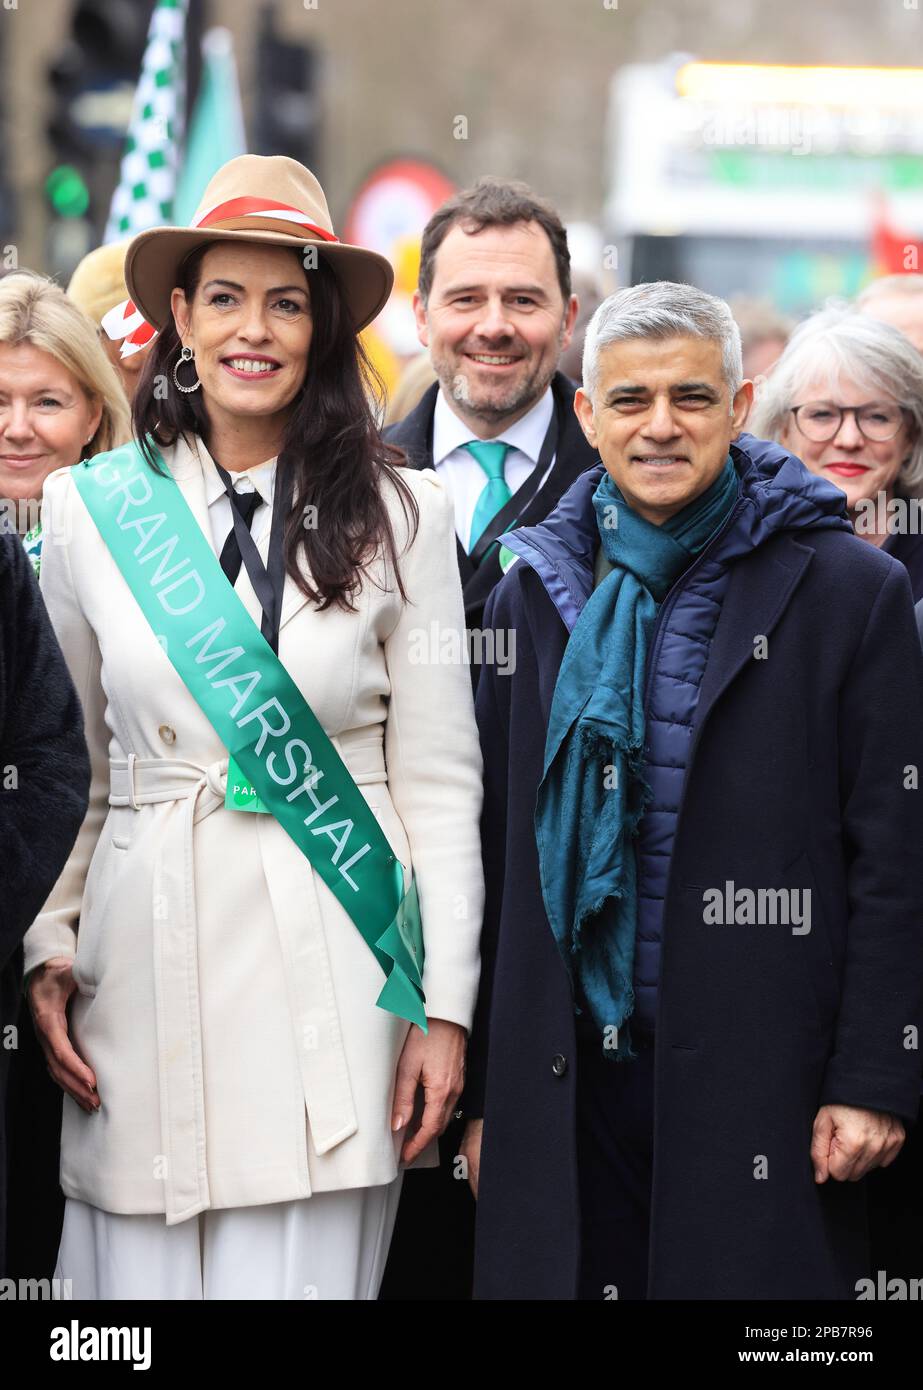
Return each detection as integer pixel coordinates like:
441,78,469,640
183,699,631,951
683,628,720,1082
385,382,438,470
457,537,476,588
692,535,814,755
463,544,503,618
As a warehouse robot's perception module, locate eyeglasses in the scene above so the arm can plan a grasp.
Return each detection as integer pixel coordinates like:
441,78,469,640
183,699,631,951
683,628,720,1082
790,402,908,443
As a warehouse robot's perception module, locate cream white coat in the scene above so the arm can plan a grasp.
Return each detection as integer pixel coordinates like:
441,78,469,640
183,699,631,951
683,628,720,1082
24,436,484,1224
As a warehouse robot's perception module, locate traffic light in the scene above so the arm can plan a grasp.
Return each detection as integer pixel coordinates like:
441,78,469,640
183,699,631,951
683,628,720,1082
254,4,322,174
47,1,155,165
45,0,156,272
43,0,205,275
45,166,91,220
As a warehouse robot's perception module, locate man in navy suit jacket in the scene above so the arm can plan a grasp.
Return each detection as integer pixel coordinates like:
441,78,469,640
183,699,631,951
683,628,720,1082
381,178,597,1299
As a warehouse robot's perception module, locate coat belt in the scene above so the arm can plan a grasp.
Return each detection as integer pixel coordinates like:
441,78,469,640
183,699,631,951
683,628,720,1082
108,746,383,1224
109,755,229,1224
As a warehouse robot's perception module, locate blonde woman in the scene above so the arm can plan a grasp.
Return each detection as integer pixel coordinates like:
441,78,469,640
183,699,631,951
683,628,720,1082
0,272,130,575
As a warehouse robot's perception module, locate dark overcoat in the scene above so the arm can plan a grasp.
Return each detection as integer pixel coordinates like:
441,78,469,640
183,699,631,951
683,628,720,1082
0,535,90,1274
466,439,923,1300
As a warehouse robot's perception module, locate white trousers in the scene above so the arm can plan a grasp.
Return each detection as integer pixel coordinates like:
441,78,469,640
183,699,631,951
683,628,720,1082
54,1176,403,1301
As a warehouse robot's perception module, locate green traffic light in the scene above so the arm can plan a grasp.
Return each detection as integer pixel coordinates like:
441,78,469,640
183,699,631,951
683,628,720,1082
45,165,90,218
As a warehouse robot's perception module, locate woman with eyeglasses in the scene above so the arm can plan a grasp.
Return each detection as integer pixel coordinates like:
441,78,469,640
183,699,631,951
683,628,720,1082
752,306,923,599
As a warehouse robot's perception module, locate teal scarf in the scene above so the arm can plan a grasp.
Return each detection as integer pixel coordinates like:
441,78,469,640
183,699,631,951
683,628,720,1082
534,457,739,1056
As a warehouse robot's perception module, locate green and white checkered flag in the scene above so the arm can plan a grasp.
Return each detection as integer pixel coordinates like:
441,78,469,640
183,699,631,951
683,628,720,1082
104,0,189,242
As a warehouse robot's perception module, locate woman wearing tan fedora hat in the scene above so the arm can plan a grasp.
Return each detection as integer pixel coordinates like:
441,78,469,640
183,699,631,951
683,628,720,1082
23,154,484,1300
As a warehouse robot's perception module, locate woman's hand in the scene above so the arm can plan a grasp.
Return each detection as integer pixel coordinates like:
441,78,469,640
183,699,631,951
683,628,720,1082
28,957,100,1114
391,1018,466,1165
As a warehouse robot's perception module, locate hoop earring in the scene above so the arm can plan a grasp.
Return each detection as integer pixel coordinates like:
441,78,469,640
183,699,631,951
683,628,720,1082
173,345,201,394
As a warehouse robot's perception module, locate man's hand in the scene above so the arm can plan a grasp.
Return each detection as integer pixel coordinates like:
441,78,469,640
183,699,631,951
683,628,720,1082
391,1017,466,1165
459,1118,483,1198
28,957,100,1114
811,1104,904,1183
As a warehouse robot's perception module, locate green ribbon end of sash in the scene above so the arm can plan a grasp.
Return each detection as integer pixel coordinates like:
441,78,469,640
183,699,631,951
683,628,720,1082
373,868,428,1032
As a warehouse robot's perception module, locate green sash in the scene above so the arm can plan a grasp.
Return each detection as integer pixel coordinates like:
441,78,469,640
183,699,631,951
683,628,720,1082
73,440,427,1030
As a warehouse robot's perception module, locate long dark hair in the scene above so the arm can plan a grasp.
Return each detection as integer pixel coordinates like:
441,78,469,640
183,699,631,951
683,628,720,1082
131,243,418,611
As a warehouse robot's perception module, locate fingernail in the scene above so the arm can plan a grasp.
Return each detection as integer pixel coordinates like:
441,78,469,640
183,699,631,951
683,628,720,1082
392,1115,404,1132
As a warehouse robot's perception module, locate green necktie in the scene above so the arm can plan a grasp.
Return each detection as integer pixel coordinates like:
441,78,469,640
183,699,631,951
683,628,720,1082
465,439,511,553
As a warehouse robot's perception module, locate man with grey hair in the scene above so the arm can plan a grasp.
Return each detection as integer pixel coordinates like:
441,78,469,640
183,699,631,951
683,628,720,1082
460,280,923,1300
857,273,923,354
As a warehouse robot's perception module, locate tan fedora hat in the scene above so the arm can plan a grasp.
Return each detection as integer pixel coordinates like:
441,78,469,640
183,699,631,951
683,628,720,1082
124,154,393,334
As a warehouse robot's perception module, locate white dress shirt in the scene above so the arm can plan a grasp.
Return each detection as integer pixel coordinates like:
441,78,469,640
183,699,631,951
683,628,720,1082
432,386,556,548
191,436,277,556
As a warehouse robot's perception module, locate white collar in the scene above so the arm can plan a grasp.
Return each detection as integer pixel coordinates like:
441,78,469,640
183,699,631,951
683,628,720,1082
432,384,555,466
190,435,277,509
